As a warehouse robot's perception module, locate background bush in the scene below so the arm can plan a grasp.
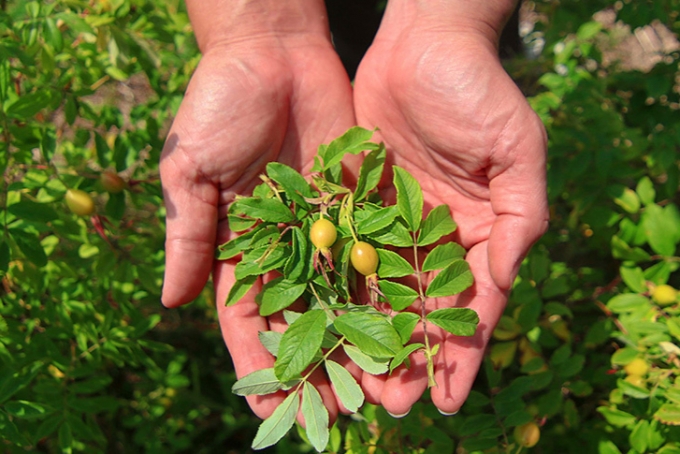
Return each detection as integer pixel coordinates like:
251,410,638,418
0,0,679,452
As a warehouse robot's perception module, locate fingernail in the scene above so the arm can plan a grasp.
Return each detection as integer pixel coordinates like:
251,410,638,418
438,409,459,416
387,408,411,419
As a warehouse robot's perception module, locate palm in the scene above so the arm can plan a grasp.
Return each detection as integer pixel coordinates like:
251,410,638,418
160,39,355,419
354,26,548,415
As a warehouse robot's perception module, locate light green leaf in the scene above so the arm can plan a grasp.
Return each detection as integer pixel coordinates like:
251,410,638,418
356,206,399,235
393,166,423,232
252,392,300,450
259,331,283,357
4,400,47,419
425,260,474,298
376,249,414,278
302,382,330,452
389,343,424,373
629,420,649,453
325,359,364,413
232,368,283,396
576,21,602,40
258,277,307,316
334,312,402,359
231,197,294,223
275,310,326,381
421,242,466,272
619,265,647,293
6,90,53,119
371,219,414,247
354,146,386,201
426,308,479,337
392,312,420,344
607,184,640,214
378,280,419,311
597,407,636,427
225,275,256,307
320,127,379,169
234,245,288,279
606,293,650,313
654,403,680,426
417,205,457,246
610,347,639,366
611,235,651,262
617,378,650,399
598,439,623,454
342,345,389,375
642,204,677,256
266,162,315,208
636,176,656,206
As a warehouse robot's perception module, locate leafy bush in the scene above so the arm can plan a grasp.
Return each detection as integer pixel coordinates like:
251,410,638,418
1,0,679,453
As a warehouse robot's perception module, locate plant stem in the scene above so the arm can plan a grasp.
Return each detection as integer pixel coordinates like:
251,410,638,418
411,231,436,387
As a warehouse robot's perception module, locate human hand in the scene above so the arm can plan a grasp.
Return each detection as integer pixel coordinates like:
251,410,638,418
159,0,356,421
353,0,549,416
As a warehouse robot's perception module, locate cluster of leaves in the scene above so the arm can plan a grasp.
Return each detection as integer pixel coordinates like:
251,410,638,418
218,127,479,451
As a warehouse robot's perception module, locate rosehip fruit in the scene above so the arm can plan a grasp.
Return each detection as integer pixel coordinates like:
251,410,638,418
65,189,95,216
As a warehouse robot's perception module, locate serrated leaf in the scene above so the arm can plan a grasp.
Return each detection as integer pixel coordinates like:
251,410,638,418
425,260,474,298
371,219,414,247
356,205,399,235
333,312,402,359
426,308,479,337
636,176,655,206
266,162,315,208
597,407,637,427
392,312,420,344
258,277,307,316
629,420,649,453
378,280,419,311
320,126,379,170
393,166,423,232
259,331,283,357
417,205,457,246
655,403,680,425
420,242,466,272
275,310,326,381
283,226,311,281
234,245,288,280
302,382,329,452
232,368,283,396
354,145,386,201
390,343,424,373
376,249,414,278
342,344,389,375
617,378,650,399
252,392,300,450
231,197,294,223
325,359,364,413
225,275,256,306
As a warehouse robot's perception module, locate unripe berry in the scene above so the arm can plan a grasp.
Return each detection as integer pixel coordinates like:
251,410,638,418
514,422,540,448
350,241,378,276
652,284,677,306
65,189,95,216
624,358,649,376
310,218,337,249
100,170,126,193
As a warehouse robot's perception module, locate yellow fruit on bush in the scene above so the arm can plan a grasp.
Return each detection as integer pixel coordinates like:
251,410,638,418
625,374,646,388
624,358,649,376
100,170,126,193
65,189,95,216
652,284,677,306
514,422,540,448
350,241,379,276
310,218,337,249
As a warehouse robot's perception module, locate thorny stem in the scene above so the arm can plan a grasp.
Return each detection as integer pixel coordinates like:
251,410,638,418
411,231,436,387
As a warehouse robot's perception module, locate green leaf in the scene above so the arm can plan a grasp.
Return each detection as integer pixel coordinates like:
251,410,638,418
232,368,283,396
642,204,677,256
425,260,474,298
426,308,479,337
0,240,9,274
576,21,603,40
4,400,47,419
252,392,300,450
9,229,48,267
618,378,650,399
597,440,623,454
597,407,637,427
333,312,402,359
654,403,680,425
266,162,315,208
275,310,326,381
417,205,457,246
231,197,294,223
58,422,73,451
393,166,423,232
325,359,364,413
607,184,640,214
342,345,389,375
606,293,650,313
619,265,647,293
356,205,399,235
8,199,59,223
354,145,386,201
320,126,378,169
636,176,656,206
258,277,307,316
389,343,424,373
225,276,257,307
392,312,420,344
378,280,419,311
6,90,53,119
234,245,288,280
301,382,329,452
629,420,649,453
371,219,414,247
376,249,414,278
611,235,651,262
283,226,311,282
259,331,283,357
420,242,466,272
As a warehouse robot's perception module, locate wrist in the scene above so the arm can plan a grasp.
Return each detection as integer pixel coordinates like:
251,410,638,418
186,0,331,52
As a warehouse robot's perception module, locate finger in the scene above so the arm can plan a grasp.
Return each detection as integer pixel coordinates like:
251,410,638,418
214,259,285,419
160,144,219,308
361,371,387,406
297,368,339,428
488,109,549,290
379,344,429,418
430,241,507,414
327,348,364,414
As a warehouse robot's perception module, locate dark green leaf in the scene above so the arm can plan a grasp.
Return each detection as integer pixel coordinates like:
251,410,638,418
417,205,457,246
426,260,474,298
275,310,326,381
0,240,11,274
9,229,48,267
334,312,402,359
8,199,59,223
6,90,53,119
231,197,294,223
58,422,73,450
389,343,424,373
378,280,419,311
234,245,288,280
252,392,300,450
372,219,414,247
258,277,307,316
301,382,329,452
354,145,386,201
426,308,479,337
105,192,126,219
376,249,414,278
392,312,420,344
356,205,399,235
283,226,311,282
225,275,257,307
232,368,283,396
266,162,315,208
4,400,48,419
325,359,364,412
393,166,423,232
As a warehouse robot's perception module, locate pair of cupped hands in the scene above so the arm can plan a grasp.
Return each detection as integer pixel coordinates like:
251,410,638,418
159,1,548,424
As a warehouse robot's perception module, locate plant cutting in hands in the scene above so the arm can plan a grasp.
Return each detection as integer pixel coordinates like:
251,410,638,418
218,127,480,451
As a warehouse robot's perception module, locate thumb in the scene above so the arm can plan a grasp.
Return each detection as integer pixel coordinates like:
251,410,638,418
160,137,219,308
